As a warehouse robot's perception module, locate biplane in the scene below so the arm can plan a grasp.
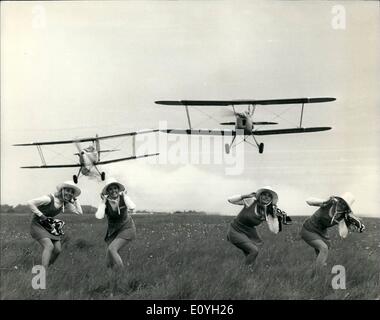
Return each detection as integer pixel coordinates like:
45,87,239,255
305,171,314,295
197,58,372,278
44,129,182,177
155,97,335,154
14,129,159,183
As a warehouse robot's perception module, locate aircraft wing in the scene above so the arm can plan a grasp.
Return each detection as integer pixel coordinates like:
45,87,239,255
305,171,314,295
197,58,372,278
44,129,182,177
96,153,159,165
160,129,245,136
252,127,332,136
155,97,336,106
21,164,82,168
13,129,159,146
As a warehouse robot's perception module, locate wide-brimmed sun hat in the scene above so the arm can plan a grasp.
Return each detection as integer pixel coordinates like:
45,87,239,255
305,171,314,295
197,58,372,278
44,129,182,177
56,181,81,197
335,192,355,212
101,177,125,196
256,186,278,205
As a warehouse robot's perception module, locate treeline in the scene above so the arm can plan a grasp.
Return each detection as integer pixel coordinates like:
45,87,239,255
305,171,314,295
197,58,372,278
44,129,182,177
0,205,207,215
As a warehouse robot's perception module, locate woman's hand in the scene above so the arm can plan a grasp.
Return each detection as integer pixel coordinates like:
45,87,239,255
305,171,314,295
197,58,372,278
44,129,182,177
39,214,48,223
322,197,336,207
244,192,256,199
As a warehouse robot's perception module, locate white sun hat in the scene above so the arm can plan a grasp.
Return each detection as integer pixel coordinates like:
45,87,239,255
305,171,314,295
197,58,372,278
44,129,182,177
336,192,355,212
255,186,278,205
56,181,81,197
101,177,125,196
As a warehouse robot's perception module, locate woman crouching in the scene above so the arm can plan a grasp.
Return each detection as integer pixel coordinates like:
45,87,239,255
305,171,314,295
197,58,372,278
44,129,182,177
28,181,83,269
227,186,292,267
300,192,365,274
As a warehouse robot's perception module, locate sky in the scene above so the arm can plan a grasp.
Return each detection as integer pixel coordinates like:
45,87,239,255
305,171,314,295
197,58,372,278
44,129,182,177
1,1,379,217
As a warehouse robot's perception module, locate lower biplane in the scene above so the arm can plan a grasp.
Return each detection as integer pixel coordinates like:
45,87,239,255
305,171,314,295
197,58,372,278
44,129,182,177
14,129,159,183
155,97,335,154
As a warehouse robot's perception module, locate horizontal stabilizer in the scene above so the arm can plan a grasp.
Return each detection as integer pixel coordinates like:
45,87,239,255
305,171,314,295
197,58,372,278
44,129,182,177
253,121,278,125
253,127,332,136
220,122,236,125
98,149,120,153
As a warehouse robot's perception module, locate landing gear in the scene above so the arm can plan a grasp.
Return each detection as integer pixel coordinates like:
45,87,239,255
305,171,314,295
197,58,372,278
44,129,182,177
249,134,264,154
73,167,82,184
101,172,106,181
259,143,264,154
225,136,236,154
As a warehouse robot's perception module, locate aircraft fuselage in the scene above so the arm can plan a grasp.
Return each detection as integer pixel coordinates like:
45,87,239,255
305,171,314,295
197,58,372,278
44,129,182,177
235,113,253,135
79,151,98,175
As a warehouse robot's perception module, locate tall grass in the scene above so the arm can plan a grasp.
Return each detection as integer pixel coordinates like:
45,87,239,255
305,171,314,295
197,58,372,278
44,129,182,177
0,213,379,300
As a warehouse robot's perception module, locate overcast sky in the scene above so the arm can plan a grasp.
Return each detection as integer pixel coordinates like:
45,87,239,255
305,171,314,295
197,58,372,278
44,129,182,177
1,1,379,217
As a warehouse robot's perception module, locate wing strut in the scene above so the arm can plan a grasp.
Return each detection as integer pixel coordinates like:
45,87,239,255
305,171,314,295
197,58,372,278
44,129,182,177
37,145,46,166
185,105,192,129
299,103,305,128
133,135,136,156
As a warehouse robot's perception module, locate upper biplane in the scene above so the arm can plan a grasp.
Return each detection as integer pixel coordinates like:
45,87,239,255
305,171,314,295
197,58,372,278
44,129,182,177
155,97,335,154
14,129,159,183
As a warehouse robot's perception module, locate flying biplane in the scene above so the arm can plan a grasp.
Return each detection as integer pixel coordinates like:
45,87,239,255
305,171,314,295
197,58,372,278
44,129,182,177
14,129,159,183
155,97,335,154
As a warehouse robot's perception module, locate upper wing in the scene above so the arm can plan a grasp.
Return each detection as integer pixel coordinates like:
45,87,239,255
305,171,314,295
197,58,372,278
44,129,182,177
21,164,81,168
97,153,159,165
160,129,243,136
253,127,332,136
155,97,336,106
13,129,159,146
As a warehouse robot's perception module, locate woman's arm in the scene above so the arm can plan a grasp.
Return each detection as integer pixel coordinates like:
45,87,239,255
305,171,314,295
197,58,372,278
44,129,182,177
228,193,255,207
95,199,106,219
123,193,136,213
306,197,334,207
346,213,365,232
27,195,51,217
64,198,83,215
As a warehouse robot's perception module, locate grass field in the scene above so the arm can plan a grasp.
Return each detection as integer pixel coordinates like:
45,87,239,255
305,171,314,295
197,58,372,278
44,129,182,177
0,213,379,300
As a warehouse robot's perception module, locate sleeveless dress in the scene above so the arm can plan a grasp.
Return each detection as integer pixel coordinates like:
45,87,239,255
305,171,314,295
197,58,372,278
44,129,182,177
227,201,267,251
30,195,63,241
300,203,338,248
104,195,136,245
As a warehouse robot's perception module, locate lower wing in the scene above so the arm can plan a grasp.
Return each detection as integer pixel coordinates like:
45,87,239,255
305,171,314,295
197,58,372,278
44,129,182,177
21,164,81,168
21,153,159,168
160,129,243,136
253,127,331,136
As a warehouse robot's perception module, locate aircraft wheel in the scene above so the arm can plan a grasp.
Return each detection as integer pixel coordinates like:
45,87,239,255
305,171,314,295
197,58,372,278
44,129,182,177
101,172,106,181
259,143,264,154
73,175,78,184
225,143,230,154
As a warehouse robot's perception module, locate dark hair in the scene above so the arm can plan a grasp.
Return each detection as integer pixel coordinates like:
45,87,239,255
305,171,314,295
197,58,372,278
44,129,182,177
107,184,120,191
256,202,274,216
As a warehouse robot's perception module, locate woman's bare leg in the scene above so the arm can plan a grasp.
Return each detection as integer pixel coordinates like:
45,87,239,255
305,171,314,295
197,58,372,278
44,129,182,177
49,241,62,266
304,239,329,276
37,238,54,268
107,238,129,269
106,238,130,295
